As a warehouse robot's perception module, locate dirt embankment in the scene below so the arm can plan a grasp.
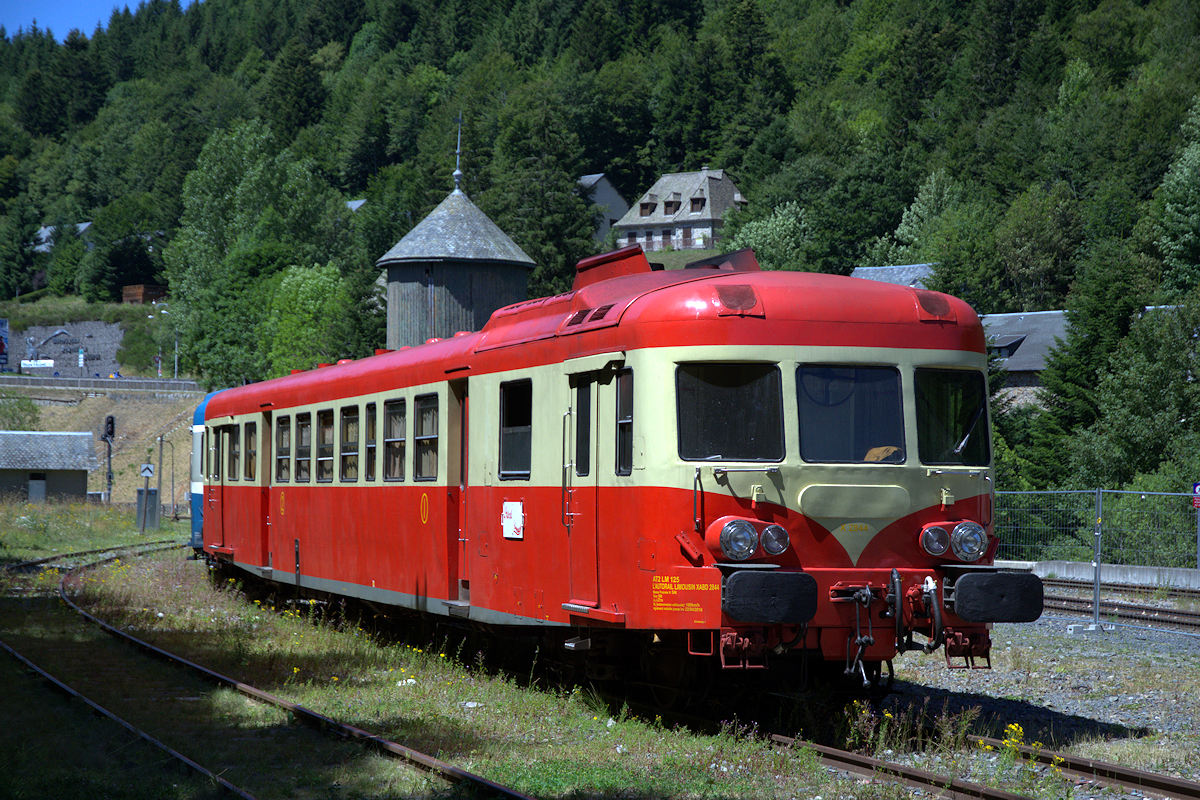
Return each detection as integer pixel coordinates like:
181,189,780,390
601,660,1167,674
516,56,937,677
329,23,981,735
23,388,203,508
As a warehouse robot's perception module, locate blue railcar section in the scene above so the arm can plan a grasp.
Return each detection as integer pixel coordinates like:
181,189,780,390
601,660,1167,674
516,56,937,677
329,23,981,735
190,391,222,549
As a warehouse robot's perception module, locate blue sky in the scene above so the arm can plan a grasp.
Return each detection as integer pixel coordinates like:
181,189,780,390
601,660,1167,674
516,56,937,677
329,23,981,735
0,0,127,39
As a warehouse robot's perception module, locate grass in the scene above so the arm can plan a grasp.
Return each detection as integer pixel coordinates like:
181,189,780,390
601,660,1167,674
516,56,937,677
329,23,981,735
70,552,878,799
0,500,188,567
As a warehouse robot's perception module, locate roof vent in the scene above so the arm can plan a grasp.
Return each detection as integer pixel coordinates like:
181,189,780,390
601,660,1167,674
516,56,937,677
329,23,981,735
567,309,591,326
589,304,615,321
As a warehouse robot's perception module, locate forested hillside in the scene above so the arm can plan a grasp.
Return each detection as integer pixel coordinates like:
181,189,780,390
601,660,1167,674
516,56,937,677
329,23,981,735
3,0,1200,492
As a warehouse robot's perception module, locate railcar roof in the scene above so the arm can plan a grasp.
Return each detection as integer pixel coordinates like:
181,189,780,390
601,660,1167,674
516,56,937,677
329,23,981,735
207,249,983,419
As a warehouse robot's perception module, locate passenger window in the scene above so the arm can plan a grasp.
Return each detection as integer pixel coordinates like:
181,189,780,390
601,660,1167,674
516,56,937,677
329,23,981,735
275,417,291,482
295,413,312,482
228,426,239,481
616,369,633,476
244,421,257,481
384,399,406,481
415,394,438,480
317,410,334,482
340,406,359,481
365,403,377,481
499,379,532,480
575,378,592,478
211,427,221,480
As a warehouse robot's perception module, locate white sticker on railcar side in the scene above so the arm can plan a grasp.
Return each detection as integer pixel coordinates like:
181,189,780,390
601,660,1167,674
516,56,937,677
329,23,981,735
502,501,524,540
191,481,204,494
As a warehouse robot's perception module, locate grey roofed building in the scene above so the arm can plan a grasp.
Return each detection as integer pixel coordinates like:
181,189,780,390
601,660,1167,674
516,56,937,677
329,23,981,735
0,430,97,501
979,310,1069,401
849,263,934,289
33,222,92,253
578,173,629,243
613,167,746,252
376,186,534,349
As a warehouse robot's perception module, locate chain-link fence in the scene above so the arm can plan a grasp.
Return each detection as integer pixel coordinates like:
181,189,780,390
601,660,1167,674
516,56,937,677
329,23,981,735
995,489,1200,569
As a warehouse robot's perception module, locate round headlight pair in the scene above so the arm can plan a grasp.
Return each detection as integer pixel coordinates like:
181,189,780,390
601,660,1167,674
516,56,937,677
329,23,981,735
920,521,988,562
719,520,790,561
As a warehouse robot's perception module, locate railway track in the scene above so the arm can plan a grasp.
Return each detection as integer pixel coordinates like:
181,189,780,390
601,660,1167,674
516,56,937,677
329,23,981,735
1043,592,1200,631
1042,576,1200,602
767,730,1200,800
1,546,533,800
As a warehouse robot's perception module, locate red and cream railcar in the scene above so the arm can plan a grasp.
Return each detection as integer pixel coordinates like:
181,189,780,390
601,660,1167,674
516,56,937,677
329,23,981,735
200,246,1041,685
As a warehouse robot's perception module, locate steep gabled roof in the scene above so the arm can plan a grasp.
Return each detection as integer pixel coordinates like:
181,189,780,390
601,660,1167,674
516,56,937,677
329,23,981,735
614,168,745,228
375,188,534,268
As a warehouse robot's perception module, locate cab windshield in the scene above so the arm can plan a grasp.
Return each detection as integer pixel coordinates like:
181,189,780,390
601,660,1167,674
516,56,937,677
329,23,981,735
915,368,990,466
676,363,784,461
796,365,905,463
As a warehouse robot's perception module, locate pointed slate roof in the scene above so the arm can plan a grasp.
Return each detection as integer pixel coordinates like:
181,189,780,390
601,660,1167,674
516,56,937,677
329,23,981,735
376,188,534,268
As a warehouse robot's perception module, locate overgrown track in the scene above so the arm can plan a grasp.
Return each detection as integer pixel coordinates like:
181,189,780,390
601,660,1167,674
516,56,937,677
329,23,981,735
769,732,1033,800
57,569,533,799
967,735,1200,800
1,546,534,800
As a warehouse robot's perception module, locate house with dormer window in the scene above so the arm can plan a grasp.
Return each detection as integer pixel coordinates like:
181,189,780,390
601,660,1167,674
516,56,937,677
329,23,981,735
613,168,746,251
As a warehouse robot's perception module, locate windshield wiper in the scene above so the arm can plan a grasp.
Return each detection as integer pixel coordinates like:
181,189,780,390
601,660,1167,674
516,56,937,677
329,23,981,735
952,404,986,456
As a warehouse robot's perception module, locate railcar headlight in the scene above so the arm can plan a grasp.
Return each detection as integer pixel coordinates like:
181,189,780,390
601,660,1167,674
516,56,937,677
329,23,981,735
921,525,950,557
760,524,790,556
720,519,759,561
951,521,988,562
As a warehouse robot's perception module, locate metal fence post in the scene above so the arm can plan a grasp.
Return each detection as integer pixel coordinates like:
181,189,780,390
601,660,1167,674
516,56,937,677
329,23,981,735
1093,488,1103,626
1196,503,1199,569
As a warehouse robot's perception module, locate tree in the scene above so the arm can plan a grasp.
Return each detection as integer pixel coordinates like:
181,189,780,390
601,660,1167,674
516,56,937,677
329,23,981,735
0,390,39,430
994,181,1083,311
726,201,813,271
1152,140,1200,299
264,38,325,138
1024,238,1150,486
481,79,595,297
1067,290,1200,488
262,262,357,376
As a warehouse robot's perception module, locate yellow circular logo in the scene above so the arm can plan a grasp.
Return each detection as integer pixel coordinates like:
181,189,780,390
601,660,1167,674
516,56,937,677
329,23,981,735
420,493,429,524
279,491,285,516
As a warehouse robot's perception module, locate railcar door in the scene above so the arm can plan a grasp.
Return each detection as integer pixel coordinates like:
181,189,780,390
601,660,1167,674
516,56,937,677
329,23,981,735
205,424,225,550
449,380,469,604
563,360,618,607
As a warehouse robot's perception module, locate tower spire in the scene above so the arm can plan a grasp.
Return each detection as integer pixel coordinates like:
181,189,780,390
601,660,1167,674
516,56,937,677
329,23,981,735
453,112,463,191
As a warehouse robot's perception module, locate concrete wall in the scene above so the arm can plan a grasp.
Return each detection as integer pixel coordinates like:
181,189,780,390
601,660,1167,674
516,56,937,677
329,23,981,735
998,559,1200,591
11,321,124,377
0,469,88,501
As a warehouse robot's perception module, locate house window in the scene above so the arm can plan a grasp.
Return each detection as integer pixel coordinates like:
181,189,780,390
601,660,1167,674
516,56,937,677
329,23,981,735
365,402,377,481
415,394,438,480
682,226,692,245
664,200,680,215
661,229,672,244
295,413,312,482
639,201,656,216
384,399,405,481
499,379,532,480
691,197,706,212
244,421,256,481
340,405,359,481
275,417,291,482
616,369,633,476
